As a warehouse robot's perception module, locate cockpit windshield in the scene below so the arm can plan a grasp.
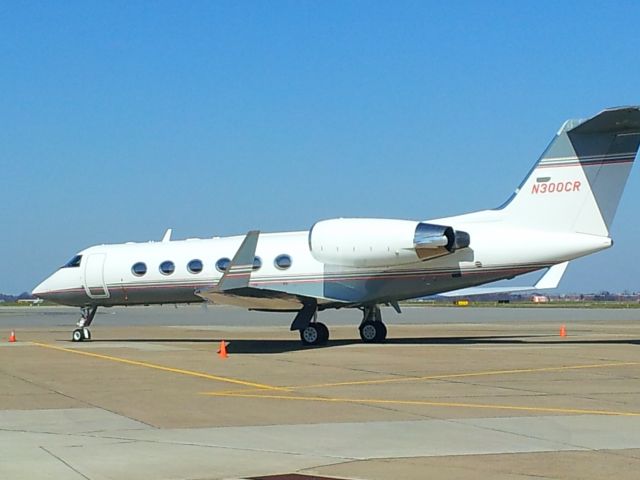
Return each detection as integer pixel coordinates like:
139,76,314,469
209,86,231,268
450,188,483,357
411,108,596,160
61,255,82,268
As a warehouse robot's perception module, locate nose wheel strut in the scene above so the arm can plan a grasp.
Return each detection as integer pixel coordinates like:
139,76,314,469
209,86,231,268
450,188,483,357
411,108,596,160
72,306,97,342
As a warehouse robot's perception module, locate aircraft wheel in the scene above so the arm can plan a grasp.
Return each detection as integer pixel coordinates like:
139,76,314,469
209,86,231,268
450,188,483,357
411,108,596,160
377,322,387,342
72,329,84,342
315,322,329,344
300,323,329,346
359,320,387,343
83,328,91,341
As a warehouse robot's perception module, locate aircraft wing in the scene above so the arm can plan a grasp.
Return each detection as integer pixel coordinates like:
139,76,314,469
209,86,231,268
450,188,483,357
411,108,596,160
195,230,315,310
200,289,305,310
439,261,569,297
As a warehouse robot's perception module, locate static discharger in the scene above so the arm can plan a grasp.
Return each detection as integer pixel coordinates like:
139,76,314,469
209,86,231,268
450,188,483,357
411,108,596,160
8,331,16,343
218,340,229,359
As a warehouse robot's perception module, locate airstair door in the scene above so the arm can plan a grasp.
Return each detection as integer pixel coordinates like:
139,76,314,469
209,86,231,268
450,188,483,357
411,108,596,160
84,253,110,299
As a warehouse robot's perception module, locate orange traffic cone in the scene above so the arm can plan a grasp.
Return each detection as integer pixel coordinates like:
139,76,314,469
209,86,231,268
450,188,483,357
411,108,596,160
218,340,228,359
8,331,16,343
559,325,566,338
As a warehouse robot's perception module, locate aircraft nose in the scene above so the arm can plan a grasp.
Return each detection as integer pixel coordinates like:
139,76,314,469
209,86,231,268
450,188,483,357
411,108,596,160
32,278,51,298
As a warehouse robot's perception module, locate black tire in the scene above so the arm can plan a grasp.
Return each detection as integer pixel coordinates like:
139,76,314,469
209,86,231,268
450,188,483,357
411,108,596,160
359,320,387,343
314,322,329,344
72,329,84,342
300,323,329,346
300,324,319,346
83,328,91,340
376,322,387,342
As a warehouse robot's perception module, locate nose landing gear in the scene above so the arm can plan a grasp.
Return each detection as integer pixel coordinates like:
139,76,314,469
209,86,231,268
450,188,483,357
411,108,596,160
72,306,97,342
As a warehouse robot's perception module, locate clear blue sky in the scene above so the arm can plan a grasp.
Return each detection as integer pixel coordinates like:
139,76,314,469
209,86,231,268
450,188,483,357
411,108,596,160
1,1,639,294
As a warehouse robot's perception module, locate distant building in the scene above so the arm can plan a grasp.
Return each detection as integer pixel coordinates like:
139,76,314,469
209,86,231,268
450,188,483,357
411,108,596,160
17,298,43,305
531,295,550,303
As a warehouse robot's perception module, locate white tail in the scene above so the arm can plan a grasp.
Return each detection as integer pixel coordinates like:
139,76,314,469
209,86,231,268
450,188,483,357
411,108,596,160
501,107,640,237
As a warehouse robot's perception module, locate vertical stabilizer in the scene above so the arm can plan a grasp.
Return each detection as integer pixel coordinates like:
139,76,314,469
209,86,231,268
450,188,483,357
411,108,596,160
502,107,640,236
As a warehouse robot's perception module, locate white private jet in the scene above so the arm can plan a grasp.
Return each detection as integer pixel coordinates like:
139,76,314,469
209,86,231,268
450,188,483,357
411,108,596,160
33,107,640,345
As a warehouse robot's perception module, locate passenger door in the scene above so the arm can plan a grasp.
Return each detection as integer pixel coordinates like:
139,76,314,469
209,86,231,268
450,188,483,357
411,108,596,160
84,253,110,299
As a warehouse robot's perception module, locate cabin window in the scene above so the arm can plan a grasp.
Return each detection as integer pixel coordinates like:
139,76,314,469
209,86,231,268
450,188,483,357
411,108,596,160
159,260,175,275
131,262,147,276
187,259,203,274
274,254,292,270
215,257,261,272
216,257,231,272
62,255,82,268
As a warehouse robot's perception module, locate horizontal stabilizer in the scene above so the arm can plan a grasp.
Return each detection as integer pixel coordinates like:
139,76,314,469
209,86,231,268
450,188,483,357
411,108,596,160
439,262,568,297
533,261,568,289
568,106,640,135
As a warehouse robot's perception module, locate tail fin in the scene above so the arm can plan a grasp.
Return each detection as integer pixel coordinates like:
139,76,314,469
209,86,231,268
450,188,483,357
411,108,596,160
502,106,640,236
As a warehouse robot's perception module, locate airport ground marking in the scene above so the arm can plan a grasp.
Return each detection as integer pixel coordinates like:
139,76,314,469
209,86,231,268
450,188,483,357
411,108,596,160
203,391,640,417
31,342,288,392
294,361,640,390
201,361,640,396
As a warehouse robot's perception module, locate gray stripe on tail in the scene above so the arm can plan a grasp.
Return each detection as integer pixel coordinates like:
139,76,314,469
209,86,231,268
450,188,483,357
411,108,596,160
567,107,640,229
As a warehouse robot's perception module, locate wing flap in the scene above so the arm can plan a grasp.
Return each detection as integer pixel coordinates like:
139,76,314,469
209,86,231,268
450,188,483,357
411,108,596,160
200,289,304,310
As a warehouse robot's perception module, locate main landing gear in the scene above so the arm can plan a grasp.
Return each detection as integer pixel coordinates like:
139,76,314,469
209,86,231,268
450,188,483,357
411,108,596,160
299,321,330,346
292,303,388,346
72,306,97,342
358,305,387,343
290,302,330,347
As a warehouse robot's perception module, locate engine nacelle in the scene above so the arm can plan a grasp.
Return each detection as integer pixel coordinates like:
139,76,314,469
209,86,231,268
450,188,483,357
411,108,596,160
309,218,470,268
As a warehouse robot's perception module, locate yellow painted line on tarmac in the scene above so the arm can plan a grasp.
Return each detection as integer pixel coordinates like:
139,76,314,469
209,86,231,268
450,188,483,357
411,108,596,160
31,342,287,392
203,391,640,417
213,388,270,395
296,361,640,390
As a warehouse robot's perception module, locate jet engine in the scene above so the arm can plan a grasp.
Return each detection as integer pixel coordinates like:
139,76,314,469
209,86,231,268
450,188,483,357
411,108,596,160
309,218,470,268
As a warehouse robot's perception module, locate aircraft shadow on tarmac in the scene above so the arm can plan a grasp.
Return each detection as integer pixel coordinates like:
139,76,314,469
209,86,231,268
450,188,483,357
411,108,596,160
83,335,640,354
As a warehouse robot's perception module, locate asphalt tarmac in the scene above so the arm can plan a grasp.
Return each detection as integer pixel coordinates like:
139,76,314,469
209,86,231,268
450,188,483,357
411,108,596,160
2,304,640,479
